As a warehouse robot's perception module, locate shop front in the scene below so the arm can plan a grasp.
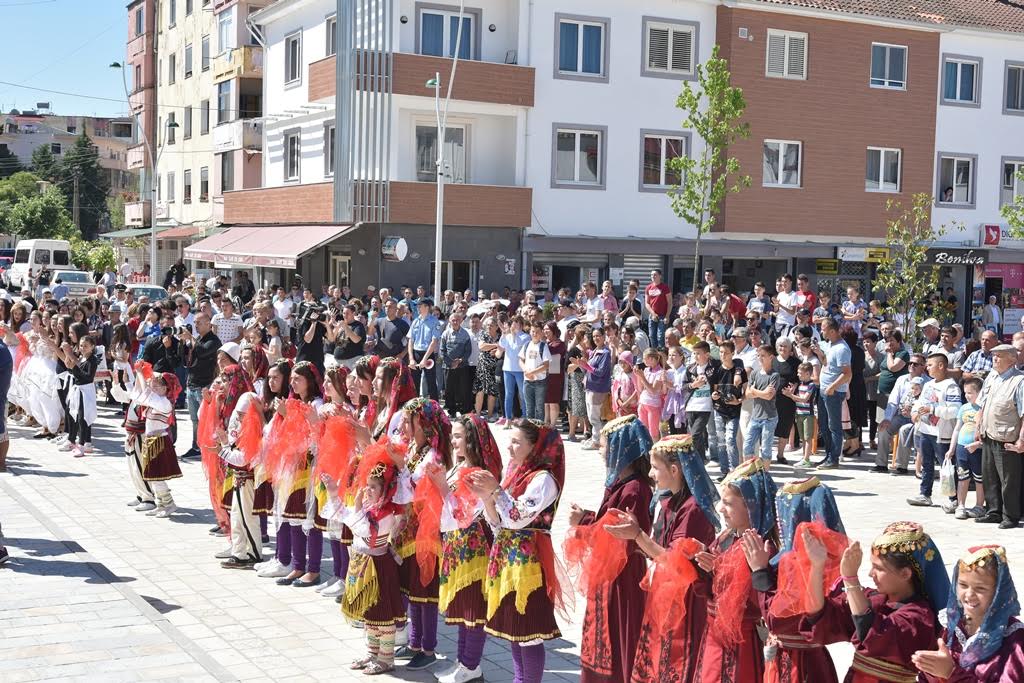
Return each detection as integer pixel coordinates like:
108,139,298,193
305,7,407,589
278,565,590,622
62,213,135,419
924,247,988,328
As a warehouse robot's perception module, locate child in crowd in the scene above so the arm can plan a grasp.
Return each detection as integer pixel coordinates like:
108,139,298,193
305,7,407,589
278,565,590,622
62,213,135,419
662,345,689,436
634,348,666,440
610,350,639,417
784,362,818,468
943,377,986,519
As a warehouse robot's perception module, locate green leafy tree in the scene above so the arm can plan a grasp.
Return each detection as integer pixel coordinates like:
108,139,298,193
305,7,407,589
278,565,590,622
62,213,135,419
30,144,58,182
875,193,961,338
107,194,127,231
6,186,75,240
0,144,23,180
87,241,116,273
668,44,751,295
0,171,43,235
1001,167,1024,239
57,133,110,239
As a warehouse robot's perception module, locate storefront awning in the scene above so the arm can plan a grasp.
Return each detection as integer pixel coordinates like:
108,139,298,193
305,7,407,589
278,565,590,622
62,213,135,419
184,224,353,269
156,225,202,239
100,227,170,239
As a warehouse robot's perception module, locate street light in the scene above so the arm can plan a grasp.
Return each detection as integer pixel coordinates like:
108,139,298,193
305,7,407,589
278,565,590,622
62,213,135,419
111,61,176,281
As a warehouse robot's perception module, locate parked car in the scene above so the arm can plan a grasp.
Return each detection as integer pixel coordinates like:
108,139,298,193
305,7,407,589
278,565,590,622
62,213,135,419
127,283,168,302
0,256,13,288
52,270,96,299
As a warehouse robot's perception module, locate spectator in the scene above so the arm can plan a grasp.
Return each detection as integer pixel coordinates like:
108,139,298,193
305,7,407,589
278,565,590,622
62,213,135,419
841,286,867,336
684,342,719,462
936,326,965,380
440,312,472,416
744,344,781,462
982,295,1002,335
944,377,986,520
565,325,590,442
793,274,817,313
498,316,529,426
579,327,611,450
332,304,366,371
141,313,180,374
773,337,800,464
873,352,927,474
772,274,798,337
711,340,746,477
611,350,639,418
962,330,998,381
644,269,670,349
473,317,502,420
211,298,244,344
179,312,221,459
408,299,441,400
618,283,642,323
918,317,942,356
906,353,962,508
784,362,818,469
862,331,883,450
634,348,667,441
976,344,1024,529
815,318,852,470
371,300,408,360
542,321,565,429
518,321,551,421
119,258,132,282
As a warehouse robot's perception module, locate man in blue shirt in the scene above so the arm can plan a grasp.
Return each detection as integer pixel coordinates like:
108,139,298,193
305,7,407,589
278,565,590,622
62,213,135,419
815,318,851,469
408,298,441,399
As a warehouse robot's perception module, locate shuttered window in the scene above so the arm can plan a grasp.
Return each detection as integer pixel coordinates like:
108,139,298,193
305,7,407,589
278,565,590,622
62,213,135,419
644,19,696,77
766,29,807,80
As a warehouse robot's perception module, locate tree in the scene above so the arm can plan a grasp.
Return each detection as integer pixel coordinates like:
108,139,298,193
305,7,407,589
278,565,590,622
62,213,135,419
56,133,110,239
875,193,960,338
0,171,43,235
5,186,75,240
0,145,23,180
30,144,58,182
1001,167,1024,239
668,44,751,295
106,193,127,231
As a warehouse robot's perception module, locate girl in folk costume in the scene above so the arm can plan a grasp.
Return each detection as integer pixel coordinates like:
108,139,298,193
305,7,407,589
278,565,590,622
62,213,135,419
255,360,295,579
801,521,950,683
240,344,270,398
605,434,721,683
337,442,407,676
108,323,135,411
693,457,780,683
913,545,1024,682
273,361,325,588
741,477,847,683
564,414,654,683
250,357,283,546
211,364,263,569
393,397,453,671
123,367,183,516
466,419,568,683
54,321,89,445
21,312,62,437
422,414,503,683
123,361,156,510
370,357,416,441
57,331,100,456
354,354,380,425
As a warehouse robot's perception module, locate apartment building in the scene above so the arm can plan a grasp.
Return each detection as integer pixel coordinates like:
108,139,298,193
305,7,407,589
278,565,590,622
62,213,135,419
125,0,157,231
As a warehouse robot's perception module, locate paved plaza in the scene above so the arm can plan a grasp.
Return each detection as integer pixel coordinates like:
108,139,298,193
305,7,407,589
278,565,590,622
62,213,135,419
2,403,1022,682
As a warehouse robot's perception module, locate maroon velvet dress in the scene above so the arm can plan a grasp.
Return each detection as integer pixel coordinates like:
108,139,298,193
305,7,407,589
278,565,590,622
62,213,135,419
800,579,940,683
578,475,653,683
921,620,1024,683
631,491,716,683
695,533,773,683
752,567,839,683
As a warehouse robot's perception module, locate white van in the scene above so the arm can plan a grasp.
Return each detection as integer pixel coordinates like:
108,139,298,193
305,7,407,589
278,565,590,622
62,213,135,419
9,239,72,289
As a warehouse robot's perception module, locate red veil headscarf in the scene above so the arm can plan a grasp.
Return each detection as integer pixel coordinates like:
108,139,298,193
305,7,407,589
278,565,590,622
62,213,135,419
199,364,253,532
244,344,270,384
159,372,182,423
355,355,380,424
350,440,403,546
376,357,415,440
404,398,453,586
448,414,503,527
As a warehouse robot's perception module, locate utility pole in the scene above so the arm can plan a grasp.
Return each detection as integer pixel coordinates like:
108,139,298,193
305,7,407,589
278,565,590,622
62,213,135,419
72,171,81,234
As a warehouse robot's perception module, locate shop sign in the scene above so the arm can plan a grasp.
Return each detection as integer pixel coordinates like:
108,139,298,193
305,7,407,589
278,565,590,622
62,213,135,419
816,259,839,275
981,224,1024,249
928,249,987,266
837,247,889,262
609,267,624,284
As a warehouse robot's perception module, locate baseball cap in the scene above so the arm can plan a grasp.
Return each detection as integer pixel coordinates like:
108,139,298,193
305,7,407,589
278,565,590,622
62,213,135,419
917,318,940,328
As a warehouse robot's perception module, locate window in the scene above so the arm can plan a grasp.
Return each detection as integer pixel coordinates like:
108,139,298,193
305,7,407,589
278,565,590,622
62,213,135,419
552,125,606,189
184,43,193,78
640,132,687,190
168,52,176,84
220,153,234,192
217,81,232,123
134,64,142,91
1005,62,1024,114
218,12,234,54
183,170,192,203
1001,159,1024,207
167,171,176,202
183,106,192,139
50,143,61,155
942,54,981,106
168,0,176,27
766,29,807,80
643,18,697,79
202,35,211,71
284,130,301,181
285,32,302,85
865,147,901,192
66,125,76,134
324,123,336,176
936,153,976,207
420,8,474,60
763,140,802,188
326,14,337,56
870,43,906,88
416,125,467,183
200,99,210,134
156,173,161,201
555,14,609,82
167,112,176,144
158,58,162,86
135,9,143,36
200,166,209,202
185,0,193,15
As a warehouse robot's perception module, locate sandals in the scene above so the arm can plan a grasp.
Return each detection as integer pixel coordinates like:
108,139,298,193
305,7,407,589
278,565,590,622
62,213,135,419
350,656,375,670
364,661,395,676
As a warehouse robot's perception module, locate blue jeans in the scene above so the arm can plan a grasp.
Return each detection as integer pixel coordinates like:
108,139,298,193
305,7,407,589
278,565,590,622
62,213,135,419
715,413,740,475
187,386,203,452
524,380,546,421
503,371,526,419
744,416,779,461
919,433,941,498
822,392,846,465
648,317,666,349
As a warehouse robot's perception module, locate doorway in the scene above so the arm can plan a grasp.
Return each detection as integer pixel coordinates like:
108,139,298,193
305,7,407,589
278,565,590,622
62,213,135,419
431,260,477,293
330,253,350,290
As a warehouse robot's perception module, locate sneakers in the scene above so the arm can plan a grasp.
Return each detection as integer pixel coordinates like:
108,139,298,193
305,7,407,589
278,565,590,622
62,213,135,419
315,576,339,594
57,441,75,452
815,462,839,470
81,443,95,454
126,498,142,507
405,651,437,671
52,433,68,444
890,468,909,476
582,440,600,451
967,506,986,519
135,501,157,512
437,664,484,683
257,560,291,578
394,646,419,660
321,580,345,597
495,418,507,426
221,557,257,570
214,548,234,559
906,495,933,507
954,506,969,520
796,458,813,468
941,501,958,514
154,504,177,518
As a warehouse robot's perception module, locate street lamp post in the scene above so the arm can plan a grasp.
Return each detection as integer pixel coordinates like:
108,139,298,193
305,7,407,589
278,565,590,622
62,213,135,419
111,62,176,281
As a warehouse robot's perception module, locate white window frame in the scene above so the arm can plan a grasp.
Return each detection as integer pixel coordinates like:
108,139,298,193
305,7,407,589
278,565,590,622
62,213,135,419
553,14,610,83
168,0,176,27
217,11,234,55
417,6,479,61
284,31,303,86
324,123,336,177
765,29,807,80
167,171,176,203
284,129,301,182
935,152,977,208
201,35,210,72
551,124,607,190
641,17,698,80
168,52,176,85
326,14,337,57
865,146,901,193
941,54,982,107
869,43,907,89
1004,61,1024,116
199,166,209,202
1000,157,1024,208
762,139,802,188
184,43,193,79
639,131,690,192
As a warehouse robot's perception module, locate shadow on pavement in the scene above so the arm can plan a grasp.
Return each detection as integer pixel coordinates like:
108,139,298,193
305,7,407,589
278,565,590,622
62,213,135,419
6,556,137,584
164,507,216,526
3,537,85,557
141,594,183,614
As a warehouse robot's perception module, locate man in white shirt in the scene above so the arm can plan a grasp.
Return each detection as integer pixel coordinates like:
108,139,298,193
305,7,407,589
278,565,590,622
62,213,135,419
982,296,1002,335
772,274,798,335
119,258,133,283
518,321,551,421
273,290,294,337
906,352,962,508
211,298,244,343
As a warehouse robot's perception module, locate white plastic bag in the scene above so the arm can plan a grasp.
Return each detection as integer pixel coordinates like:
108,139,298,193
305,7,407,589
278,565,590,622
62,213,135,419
939,457,957,499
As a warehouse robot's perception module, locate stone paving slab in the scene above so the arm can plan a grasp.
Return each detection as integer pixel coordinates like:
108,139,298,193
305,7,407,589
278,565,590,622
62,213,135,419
3,403,1024,681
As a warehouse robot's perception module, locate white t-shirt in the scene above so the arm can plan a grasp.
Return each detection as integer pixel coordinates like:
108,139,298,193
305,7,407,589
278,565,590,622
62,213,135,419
500,332,530,373
776,290,797,326
119,262,133,278
687,362,714,412
519,340,552,381
212,312,244,343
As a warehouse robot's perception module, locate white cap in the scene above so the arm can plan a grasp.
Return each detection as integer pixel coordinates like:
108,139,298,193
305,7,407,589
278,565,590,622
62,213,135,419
219,342,241,362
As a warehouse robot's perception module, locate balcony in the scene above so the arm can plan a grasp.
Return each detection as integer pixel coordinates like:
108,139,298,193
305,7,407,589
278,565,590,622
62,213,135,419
388,181,531,228
223,183,334,224
125,200,151,227
127,144,148,170
212,46,263,84
213,119,263,153
129,88,152,113
127,31,152,60
308,53,535,107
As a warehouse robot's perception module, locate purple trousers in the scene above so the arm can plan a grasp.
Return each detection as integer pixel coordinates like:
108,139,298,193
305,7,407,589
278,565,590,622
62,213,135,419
458,625,486,670
511,642,545,683
331,540,348,579
408,602,438,652
275,524,290,565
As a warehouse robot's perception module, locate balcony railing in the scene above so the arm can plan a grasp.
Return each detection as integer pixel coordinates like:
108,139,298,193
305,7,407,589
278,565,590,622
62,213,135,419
212,46,263,83
126,144,148,170
212,119,263,152
125,200,151,227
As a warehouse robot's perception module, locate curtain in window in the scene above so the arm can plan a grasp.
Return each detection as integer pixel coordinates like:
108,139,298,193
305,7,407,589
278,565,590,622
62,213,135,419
782,144,800,185
449,16,471,59
443,128,466,182
943,61,958,100
870,45,887,84
763,143,780,184
556,131,576,181
416,126,437,181
959,63,975,101
865,149,881,189
582,25,602,74
579,132,599,183
1007,67,1023,110
559,23,578,72
887,48,905,85
643,137,663,186
422,14,443,56
882,151,899,191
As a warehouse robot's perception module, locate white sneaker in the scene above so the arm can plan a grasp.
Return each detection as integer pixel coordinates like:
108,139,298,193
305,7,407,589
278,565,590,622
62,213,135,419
53,433,68,444
315,576,339,593
145,506,161,516
395,623,408,646
134,501,157,512
214,547,233,559
954,506,968,520
257,560,290,578
435,661,460,679
57,441,75,452
155,504,177,518
321,580,345,597
438,664,483,683
81,443,96,454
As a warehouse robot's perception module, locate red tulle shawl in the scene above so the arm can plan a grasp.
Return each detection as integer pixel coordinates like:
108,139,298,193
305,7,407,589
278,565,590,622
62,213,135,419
197,395,229,531
314,414,357,483
711,539,753,648
641,537,701,627
537,532,573,619
413,468,444,586
236,399,265,467
14,332,31,373
449,467,484,528
562,512,629,598
134,360,154,382
263,399,315,480
770,520,849,619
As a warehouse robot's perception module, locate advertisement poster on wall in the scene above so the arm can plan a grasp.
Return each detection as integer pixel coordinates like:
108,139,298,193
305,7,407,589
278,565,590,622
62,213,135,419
984,263,1024,338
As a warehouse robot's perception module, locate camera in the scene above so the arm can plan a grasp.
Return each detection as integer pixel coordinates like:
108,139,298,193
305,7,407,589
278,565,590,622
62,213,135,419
175,323,193,335
161,326,175,337
298,301,327,326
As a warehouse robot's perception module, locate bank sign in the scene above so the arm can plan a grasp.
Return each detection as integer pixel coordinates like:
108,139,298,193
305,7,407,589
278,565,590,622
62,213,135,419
928,249,987,266
981,224,1024,249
